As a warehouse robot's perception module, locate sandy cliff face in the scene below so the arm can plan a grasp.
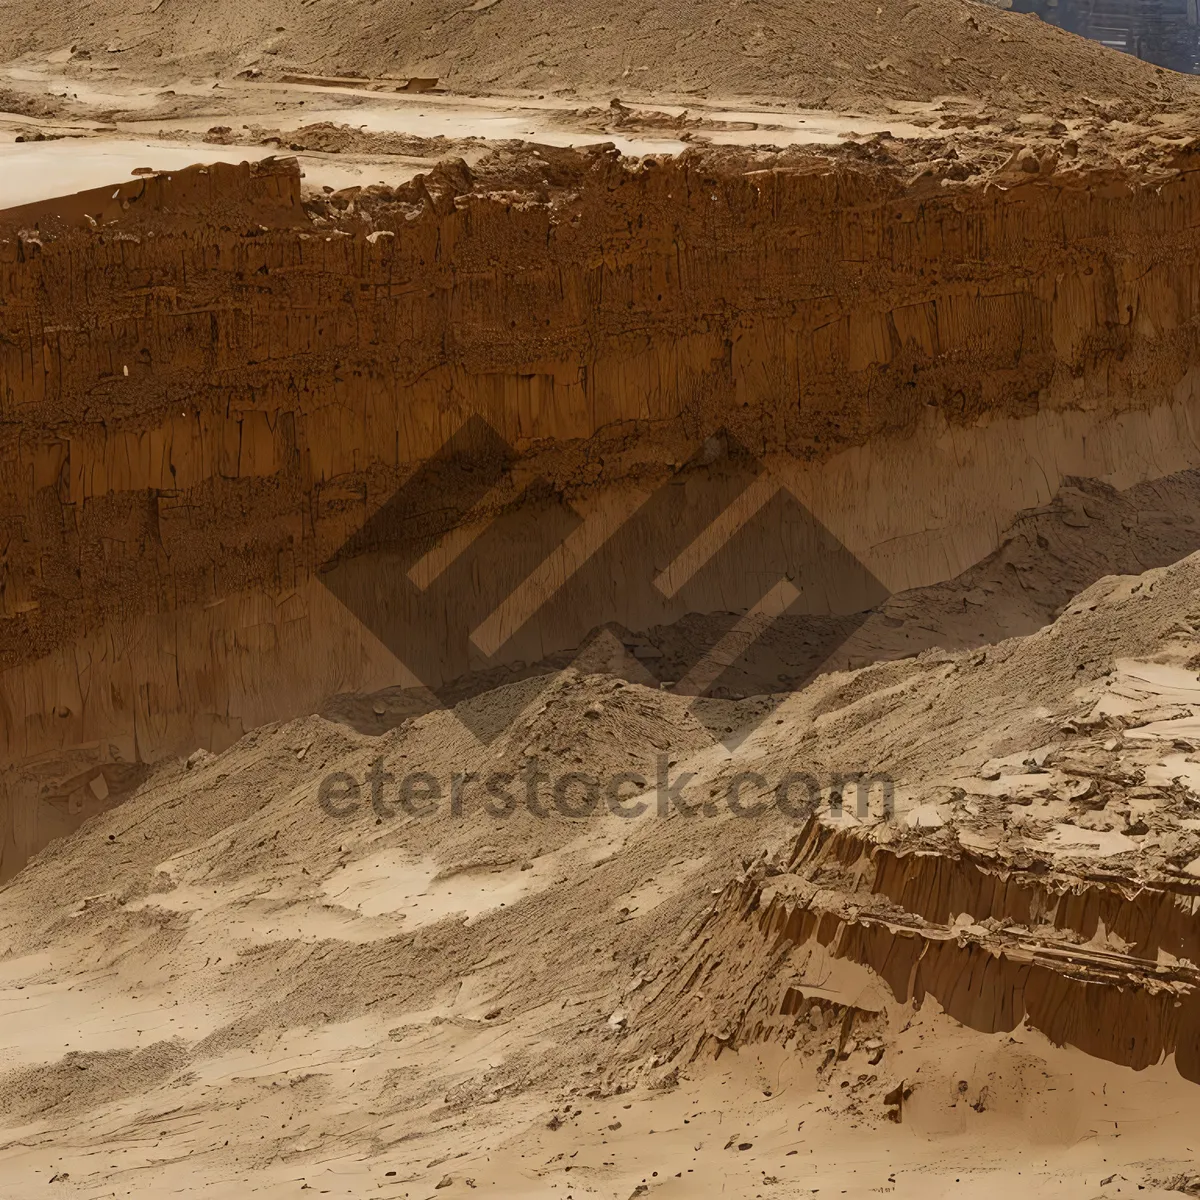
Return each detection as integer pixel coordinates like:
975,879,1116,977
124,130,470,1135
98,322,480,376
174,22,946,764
5,146,1200,876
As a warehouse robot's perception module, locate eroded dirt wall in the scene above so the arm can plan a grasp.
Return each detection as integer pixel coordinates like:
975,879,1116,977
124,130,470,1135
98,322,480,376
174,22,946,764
5,148,1200,876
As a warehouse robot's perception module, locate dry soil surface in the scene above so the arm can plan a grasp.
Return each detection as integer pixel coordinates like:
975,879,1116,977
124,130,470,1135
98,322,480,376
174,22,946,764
6,538,1200,1195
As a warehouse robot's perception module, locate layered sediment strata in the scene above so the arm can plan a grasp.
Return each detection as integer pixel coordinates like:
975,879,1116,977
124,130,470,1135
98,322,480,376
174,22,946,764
6,146,1200,874
639,813,1200,1083
637,661,1200,1084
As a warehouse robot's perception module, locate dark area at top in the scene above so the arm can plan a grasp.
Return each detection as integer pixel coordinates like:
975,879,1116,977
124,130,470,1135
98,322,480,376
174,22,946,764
1009,0,1200,73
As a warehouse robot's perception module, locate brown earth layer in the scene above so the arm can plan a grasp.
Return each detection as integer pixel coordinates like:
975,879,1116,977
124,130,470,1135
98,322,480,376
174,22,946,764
6,143,1200,876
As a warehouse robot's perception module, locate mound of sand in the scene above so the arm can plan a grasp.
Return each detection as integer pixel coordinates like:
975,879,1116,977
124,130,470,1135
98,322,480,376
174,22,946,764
5,549,1200,1193
10,0,1200,115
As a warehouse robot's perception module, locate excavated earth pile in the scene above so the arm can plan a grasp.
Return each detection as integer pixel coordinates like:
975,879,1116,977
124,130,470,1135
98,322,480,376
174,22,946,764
9,0,1200,115
5,525,1200,1193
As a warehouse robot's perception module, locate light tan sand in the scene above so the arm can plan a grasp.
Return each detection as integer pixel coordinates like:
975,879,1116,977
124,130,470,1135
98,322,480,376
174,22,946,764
6,550,1200,1194
2,0,1198,118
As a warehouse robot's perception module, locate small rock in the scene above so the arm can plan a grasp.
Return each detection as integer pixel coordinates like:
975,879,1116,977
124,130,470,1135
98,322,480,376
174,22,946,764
1061,777,1098,804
